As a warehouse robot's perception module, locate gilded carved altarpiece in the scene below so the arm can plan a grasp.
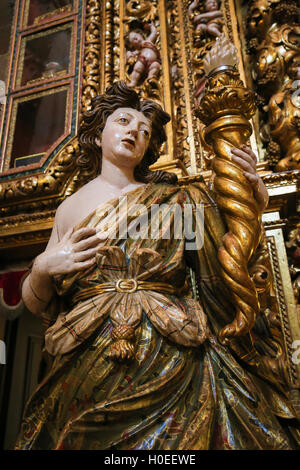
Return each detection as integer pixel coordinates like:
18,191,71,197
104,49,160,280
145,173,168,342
0,0,299,446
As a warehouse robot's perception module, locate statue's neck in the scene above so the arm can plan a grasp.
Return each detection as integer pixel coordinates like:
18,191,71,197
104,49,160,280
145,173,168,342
99,158,138,190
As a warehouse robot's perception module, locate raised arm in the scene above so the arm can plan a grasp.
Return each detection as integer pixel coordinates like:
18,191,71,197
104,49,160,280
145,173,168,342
145,23,158,44
188,0,199,16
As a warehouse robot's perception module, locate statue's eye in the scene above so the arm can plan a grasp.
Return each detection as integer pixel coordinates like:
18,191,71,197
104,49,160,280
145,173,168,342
119,117,128,123
142,129,150,137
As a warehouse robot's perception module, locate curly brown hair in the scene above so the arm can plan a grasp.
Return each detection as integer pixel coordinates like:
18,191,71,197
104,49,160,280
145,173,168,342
77,81,177,184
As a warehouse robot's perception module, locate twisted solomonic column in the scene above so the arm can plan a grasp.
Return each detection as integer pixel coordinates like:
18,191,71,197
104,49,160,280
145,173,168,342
196,36,261,344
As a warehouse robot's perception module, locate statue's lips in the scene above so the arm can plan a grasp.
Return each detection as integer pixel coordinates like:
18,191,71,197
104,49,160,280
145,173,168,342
122,138,135,148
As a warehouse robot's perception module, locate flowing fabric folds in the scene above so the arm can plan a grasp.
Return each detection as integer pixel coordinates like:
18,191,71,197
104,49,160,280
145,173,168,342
15,181,299,450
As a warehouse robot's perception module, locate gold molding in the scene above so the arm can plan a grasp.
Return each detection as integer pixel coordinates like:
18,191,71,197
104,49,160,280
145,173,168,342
33,5,72,26
100,0,115,93
176,0,198,174
0,138,78,217
266,232,300,386
22,1,74,28
82,0,101,112
263,170,300,201
157,0,175,163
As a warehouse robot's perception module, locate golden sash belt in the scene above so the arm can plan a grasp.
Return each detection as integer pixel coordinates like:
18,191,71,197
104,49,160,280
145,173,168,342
72,278,176,306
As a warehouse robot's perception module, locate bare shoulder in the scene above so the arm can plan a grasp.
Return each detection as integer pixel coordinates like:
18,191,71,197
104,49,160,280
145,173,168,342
55,179,98,238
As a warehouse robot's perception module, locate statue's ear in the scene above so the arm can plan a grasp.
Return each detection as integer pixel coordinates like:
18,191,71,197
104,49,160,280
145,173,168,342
95,137,101,147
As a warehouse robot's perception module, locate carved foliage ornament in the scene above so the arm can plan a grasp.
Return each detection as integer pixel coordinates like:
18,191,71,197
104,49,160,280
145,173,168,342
247,0,300,171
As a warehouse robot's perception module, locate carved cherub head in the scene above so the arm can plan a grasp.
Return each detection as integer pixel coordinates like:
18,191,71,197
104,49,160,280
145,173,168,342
286,223,300,250
125,29,145,50
247,0,271,40
205,0,220,11
287,60,300,81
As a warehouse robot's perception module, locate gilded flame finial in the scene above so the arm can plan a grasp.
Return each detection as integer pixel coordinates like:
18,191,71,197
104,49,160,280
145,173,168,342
203,33,239,76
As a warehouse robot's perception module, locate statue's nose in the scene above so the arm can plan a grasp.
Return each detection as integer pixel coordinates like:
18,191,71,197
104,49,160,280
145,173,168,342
128,127,138,138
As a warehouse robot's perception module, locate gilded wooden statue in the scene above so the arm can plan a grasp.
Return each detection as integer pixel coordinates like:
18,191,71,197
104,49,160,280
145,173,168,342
189,0,224,41
125,22,161,88
14,66,300,448
0,0,294,451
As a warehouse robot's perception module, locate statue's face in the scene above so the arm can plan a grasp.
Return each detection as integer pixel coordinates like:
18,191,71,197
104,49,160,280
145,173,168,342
206,0,218,11
100,107,151,168
129,31,143,48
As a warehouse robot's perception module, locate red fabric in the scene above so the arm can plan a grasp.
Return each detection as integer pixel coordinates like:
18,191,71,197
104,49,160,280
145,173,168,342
0,271,28,306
